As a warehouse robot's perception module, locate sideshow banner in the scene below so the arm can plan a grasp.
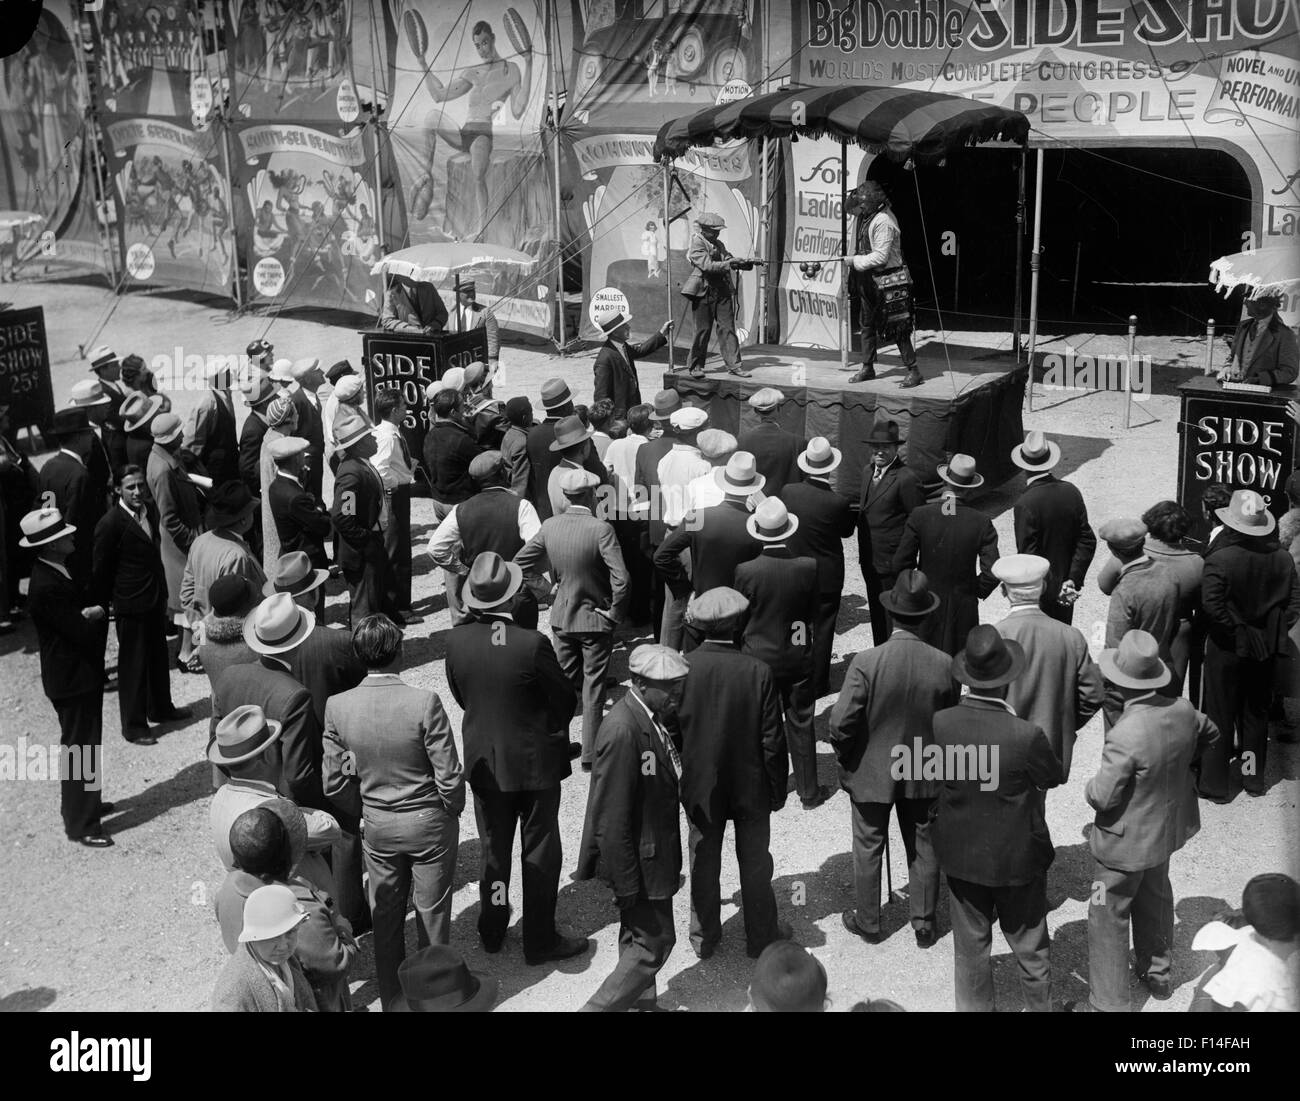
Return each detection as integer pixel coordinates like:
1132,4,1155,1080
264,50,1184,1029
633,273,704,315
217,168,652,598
360,0,557,338
101,115,235,295
224,1,360,124
87,1,202,119
570,128,762,344
231,122,377,311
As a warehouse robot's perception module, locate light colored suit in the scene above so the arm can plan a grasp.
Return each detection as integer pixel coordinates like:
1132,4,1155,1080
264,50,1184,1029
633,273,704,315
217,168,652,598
146,444,202,615
181,528,266,622
997,603,1105,778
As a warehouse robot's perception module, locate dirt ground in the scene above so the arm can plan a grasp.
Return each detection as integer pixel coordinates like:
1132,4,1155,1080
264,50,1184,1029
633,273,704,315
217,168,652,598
0,279,1295,1013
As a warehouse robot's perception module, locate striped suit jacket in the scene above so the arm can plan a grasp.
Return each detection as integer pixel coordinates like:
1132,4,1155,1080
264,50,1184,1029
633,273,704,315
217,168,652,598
515,505,629,634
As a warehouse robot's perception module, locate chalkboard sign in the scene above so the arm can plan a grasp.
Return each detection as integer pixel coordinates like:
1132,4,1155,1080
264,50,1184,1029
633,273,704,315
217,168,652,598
0,305,54,440
361,328,489,498
1177,376,1300,545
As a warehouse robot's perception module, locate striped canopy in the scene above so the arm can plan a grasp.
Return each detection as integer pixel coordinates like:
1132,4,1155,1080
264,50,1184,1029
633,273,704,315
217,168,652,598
652,86,1029,163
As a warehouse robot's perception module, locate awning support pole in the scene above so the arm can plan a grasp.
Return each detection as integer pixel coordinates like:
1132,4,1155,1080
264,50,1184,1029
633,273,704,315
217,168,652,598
840,139,848,373
663,158,675,373
546,0,566,353
1013,148,1025,363
1026,147,1045,412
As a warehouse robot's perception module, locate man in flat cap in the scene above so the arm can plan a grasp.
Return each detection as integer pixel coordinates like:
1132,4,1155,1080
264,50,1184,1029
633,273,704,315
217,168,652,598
681,212,752,379
593,306,672,420
451,278,500,364
517,467,629,769
656,405,710,529
684,429,737,514
287,358,326,502
267,437,333,619
576,643,689,1011
678,587,792,960
739,388,803,493
1098,517,1178,729
994,553,1103,783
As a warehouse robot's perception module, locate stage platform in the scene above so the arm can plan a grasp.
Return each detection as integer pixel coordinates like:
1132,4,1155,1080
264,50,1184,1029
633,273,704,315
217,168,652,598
664,342,1028,503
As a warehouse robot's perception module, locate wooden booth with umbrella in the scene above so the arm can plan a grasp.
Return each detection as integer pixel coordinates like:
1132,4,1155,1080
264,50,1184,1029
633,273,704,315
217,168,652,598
650,85,1036,499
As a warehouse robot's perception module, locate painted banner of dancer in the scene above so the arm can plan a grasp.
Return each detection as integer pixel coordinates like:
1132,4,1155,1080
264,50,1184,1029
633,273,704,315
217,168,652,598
101,116,235,295
87,0,203,119
230,122,378,311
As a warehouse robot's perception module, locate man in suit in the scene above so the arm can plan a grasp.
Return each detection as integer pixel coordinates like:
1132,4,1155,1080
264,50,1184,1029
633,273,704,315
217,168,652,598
1226,293,1299,389
449,278,500,364
1082,630,1219,1011
1012,431,1096,625
932,625,1063,1012
93,466,187,744
856,420,925,645
526,378,606,520
681,212,752,379
146,411,203,669
331,408,395,624
501,396,533,495
87,345,130,476
180,481,265,623
1198,490,1300,800
37,407,107,586
517,468,629,769
267,438,331,618
445,552,588,965
993,554,1104,781
734,498,830,809
677,587,792,959
575,644,689,1012
592,307,671,419
380,272,448,333
634,390,685,640
739,388,802,492
782,437,855,697
183,360,239,488
69,381,117,513
22,507,113,847
892,454,999,656
545,414,610,519
288,358,327,501
238,373,277,500
830,570,956,946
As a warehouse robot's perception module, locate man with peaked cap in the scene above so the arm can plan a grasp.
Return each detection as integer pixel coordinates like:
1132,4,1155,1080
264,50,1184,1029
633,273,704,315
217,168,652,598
381,272,449,334
87,345,130,474
684,429,737,514
739,388,803,493
781,437,855,697
526,377,606,519
183,358,240,488
517,467,629,768
681,212,752,379
23,507,113,847
500,395,534,495
1011,430,1096,626
576,643,690,1012
93,464,187,745
181,481,266,625
462,361,508,449
37,406,106,586
734,498,829,810
331,407,396,625
1198,489,1300,801
856,419,925,646
830,570,956,947
932,625,1063,1012
633,389,685,638
1080,630,1219,1012
267,437,332,619
451,278,501,363
288,357,327,501
146,410,203,669
592,304,672,420
678,586,791,959
445,552,587,966
656,405,711,529
993,553,1103,781
891,453,1000,656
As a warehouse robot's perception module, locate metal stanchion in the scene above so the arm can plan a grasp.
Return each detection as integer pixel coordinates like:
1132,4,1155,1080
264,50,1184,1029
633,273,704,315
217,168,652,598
1124,314,1137,429
1203,318,1217,376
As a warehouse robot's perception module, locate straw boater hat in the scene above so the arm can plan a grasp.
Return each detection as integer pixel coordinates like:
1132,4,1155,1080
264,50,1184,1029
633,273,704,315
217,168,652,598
238,883,308,944
747,497,799,542
207,704,284,767
937,454,984,491
596,306,631,335
462,551,523,611
89,345,119,375
540,378,573,412
120,392,166,433
1011,430,1061,472
1098,629,1171,691
952,624,1026,690
715,452,766,497
243,592,315,655
1215,489,1276,537
263,550,330,599
797,437,841,476
67,379,111,408
150,412,184,446
18,507,75,548
879,568,939,618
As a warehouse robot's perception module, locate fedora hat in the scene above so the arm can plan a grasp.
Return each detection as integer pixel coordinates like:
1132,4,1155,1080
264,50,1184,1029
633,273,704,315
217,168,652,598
207,704,284,767
18,507,75,548
952,624,1026,690
938,453,984,490
747,497,799,542
797,436,841,476
238,883,307,944
120,392,165,433
650,389,681,421
865,420,902,446
879,568,940,617
596,309,632,335
1099,629,1171,690
463,551,524,611
715,451,766,496
1011,430,1060,472
50,407,91,437
1215,489,1276,537
150,412,184,445
205,481,259,529
67,379,111,408
264,551,329,598
391,946,499,1013
540,377,573,411
548,414,595,451
243,592,315,655
334,407,375,450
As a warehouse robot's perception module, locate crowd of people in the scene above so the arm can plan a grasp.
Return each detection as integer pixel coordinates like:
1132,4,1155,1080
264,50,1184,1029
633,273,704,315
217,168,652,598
2,318,1298,1014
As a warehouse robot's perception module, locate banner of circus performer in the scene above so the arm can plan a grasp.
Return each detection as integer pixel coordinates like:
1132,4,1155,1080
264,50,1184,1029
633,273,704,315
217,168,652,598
101,115,236,296
223,0,361,124
353,0,559,338
85,2,205,120
230,122,379,312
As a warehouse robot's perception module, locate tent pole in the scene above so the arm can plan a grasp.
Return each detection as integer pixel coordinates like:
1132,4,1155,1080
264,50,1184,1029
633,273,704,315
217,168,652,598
1013,148,1025,362
663,158,675,372
840,139,848,373
1026,147,1044,413
758,136,770,343
368,0,387,260
546,0,567,353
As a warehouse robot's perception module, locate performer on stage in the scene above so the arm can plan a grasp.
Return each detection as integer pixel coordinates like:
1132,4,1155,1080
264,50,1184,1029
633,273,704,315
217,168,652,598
681,213,753,380
1222,293,1299,389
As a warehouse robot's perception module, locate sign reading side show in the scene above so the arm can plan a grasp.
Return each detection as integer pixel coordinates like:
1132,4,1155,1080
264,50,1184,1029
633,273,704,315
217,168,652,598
361,328,489,497
0,306,55,439
1178,378,1298,545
